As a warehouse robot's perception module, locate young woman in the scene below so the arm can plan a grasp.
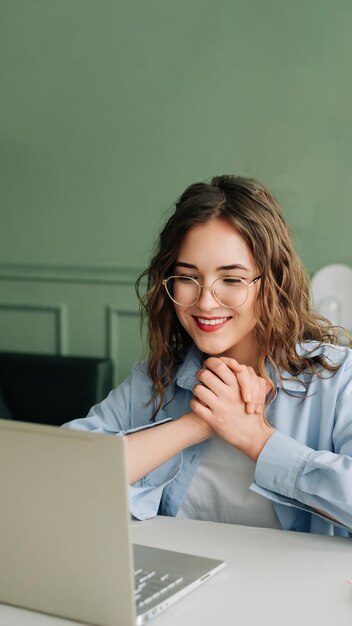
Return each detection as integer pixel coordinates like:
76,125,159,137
64,175,352,536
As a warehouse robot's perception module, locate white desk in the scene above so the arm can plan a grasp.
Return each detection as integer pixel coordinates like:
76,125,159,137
1,517,351,626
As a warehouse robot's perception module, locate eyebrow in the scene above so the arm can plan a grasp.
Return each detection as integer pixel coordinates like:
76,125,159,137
174,262,251,272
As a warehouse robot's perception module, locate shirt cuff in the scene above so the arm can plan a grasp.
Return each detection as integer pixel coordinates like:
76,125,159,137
255,430,316,499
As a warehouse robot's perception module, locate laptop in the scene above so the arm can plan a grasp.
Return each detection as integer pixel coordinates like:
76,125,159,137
0,419,225,625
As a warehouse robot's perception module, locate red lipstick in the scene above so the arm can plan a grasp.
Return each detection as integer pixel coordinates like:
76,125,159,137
192,316,232,333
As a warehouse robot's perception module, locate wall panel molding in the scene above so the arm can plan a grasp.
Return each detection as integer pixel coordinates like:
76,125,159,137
0,268,143,383
0,262,143,286
106,305,142,385
0,302,69,354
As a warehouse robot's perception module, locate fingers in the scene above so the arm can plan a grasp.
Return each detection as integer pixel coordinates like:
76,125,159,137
195,368,236,401
190,396,214,424
217,356,269,414
196,357,270,416
241,368,268,414
221,357,273,396
210,356,253,406
252,375,266,415
192,379,218,410
200,357,237,386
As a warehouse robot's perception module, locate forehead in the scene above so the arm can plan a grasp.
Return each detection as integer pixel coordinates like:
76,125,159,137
176,219,256,271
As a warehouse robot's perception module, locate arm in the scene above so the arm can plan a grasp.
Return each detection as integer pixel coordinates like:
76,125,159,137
255,350,352,530
64,366,214,494
254,431,352,530
126,412,213,484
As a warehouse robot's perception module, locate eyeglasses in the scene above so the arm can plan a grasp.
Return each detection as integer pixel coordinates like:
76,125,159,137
162,275,261,308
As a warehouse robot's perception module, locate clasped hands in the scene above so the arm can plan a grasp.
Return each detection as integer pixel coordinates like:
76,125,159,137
190,357,275,462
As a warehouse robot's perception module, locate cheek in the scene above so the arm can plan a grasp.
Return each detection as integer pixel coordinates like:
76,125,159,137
246,289,261,318
237,298,259,328
252,294,262,322
174,306,189,329
173,305,181,322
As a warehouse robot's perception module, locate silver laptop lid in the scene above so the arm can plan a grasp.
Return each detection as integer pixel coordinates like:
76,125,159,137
0,419,136,626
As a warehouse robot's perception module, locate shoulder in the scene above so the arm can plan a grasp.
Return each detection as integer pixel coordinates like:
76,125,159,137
127,359,153,393
128,344,203,397
268,341,352,393
295,342,352,396
297,340,352,368
99,361,152,408
128,349,198,393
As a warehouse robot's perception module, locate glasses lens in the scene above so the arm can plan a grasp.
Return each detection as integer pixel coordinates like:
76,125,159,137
212,277,248,308
165,276,199,305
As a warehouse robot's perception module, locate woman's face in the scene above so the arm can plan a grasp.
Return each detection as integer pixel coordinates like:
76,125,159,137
173,218,261,367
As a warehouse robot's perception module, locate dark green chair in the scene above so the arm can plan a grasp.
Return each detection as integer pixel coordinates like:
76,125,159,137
0,352,113,426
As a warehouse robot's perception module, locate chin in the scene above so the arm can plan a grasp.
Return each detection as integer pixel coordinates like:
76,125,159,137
193,336,234,356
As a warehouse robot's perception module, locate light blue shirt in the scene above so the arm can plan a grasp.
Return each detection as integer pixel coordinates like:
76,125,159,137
63,342,352,537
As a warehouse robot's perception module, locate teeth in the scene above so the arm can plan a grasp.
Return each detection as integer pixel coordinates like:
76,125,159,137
197,317,230,326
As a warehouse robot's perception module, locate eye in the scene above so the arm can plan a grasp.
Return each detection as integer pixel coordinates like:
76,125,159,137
221,277,244,286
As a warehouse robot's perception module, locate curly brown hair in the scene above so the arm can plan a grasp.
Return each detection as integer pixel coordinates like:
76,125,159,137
136,174,348,414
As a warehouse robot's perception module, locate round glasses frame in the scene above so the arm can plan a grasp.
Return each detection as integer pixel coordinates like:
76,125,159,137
162,274,261,308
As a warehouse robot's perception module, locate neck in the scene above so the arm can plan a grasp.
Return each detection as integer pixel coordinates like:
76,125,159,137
218,332,260,372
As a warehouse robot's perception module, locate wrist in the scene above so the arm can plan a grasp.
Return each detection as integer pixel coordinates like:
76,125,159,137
181,412,214,445
242,424,275,462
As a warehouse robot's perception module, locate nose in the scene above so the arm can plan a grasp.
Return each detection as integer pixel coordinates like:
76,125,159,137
196,285,220,311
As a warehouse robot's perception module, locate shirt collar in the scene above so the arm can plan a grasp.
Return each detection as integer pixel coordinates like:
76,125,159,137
265,359,309,392
174,341,330,393
173,345,307,393
265,341,336,392
174,344,204,391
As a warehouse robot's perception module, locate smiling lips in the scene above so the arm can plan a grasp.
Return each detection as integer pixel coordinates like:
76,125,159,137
193,316,232,332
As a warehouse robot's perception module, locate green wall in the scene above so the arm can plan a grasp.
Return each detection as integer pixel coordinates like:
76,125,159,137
1,0,352,372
